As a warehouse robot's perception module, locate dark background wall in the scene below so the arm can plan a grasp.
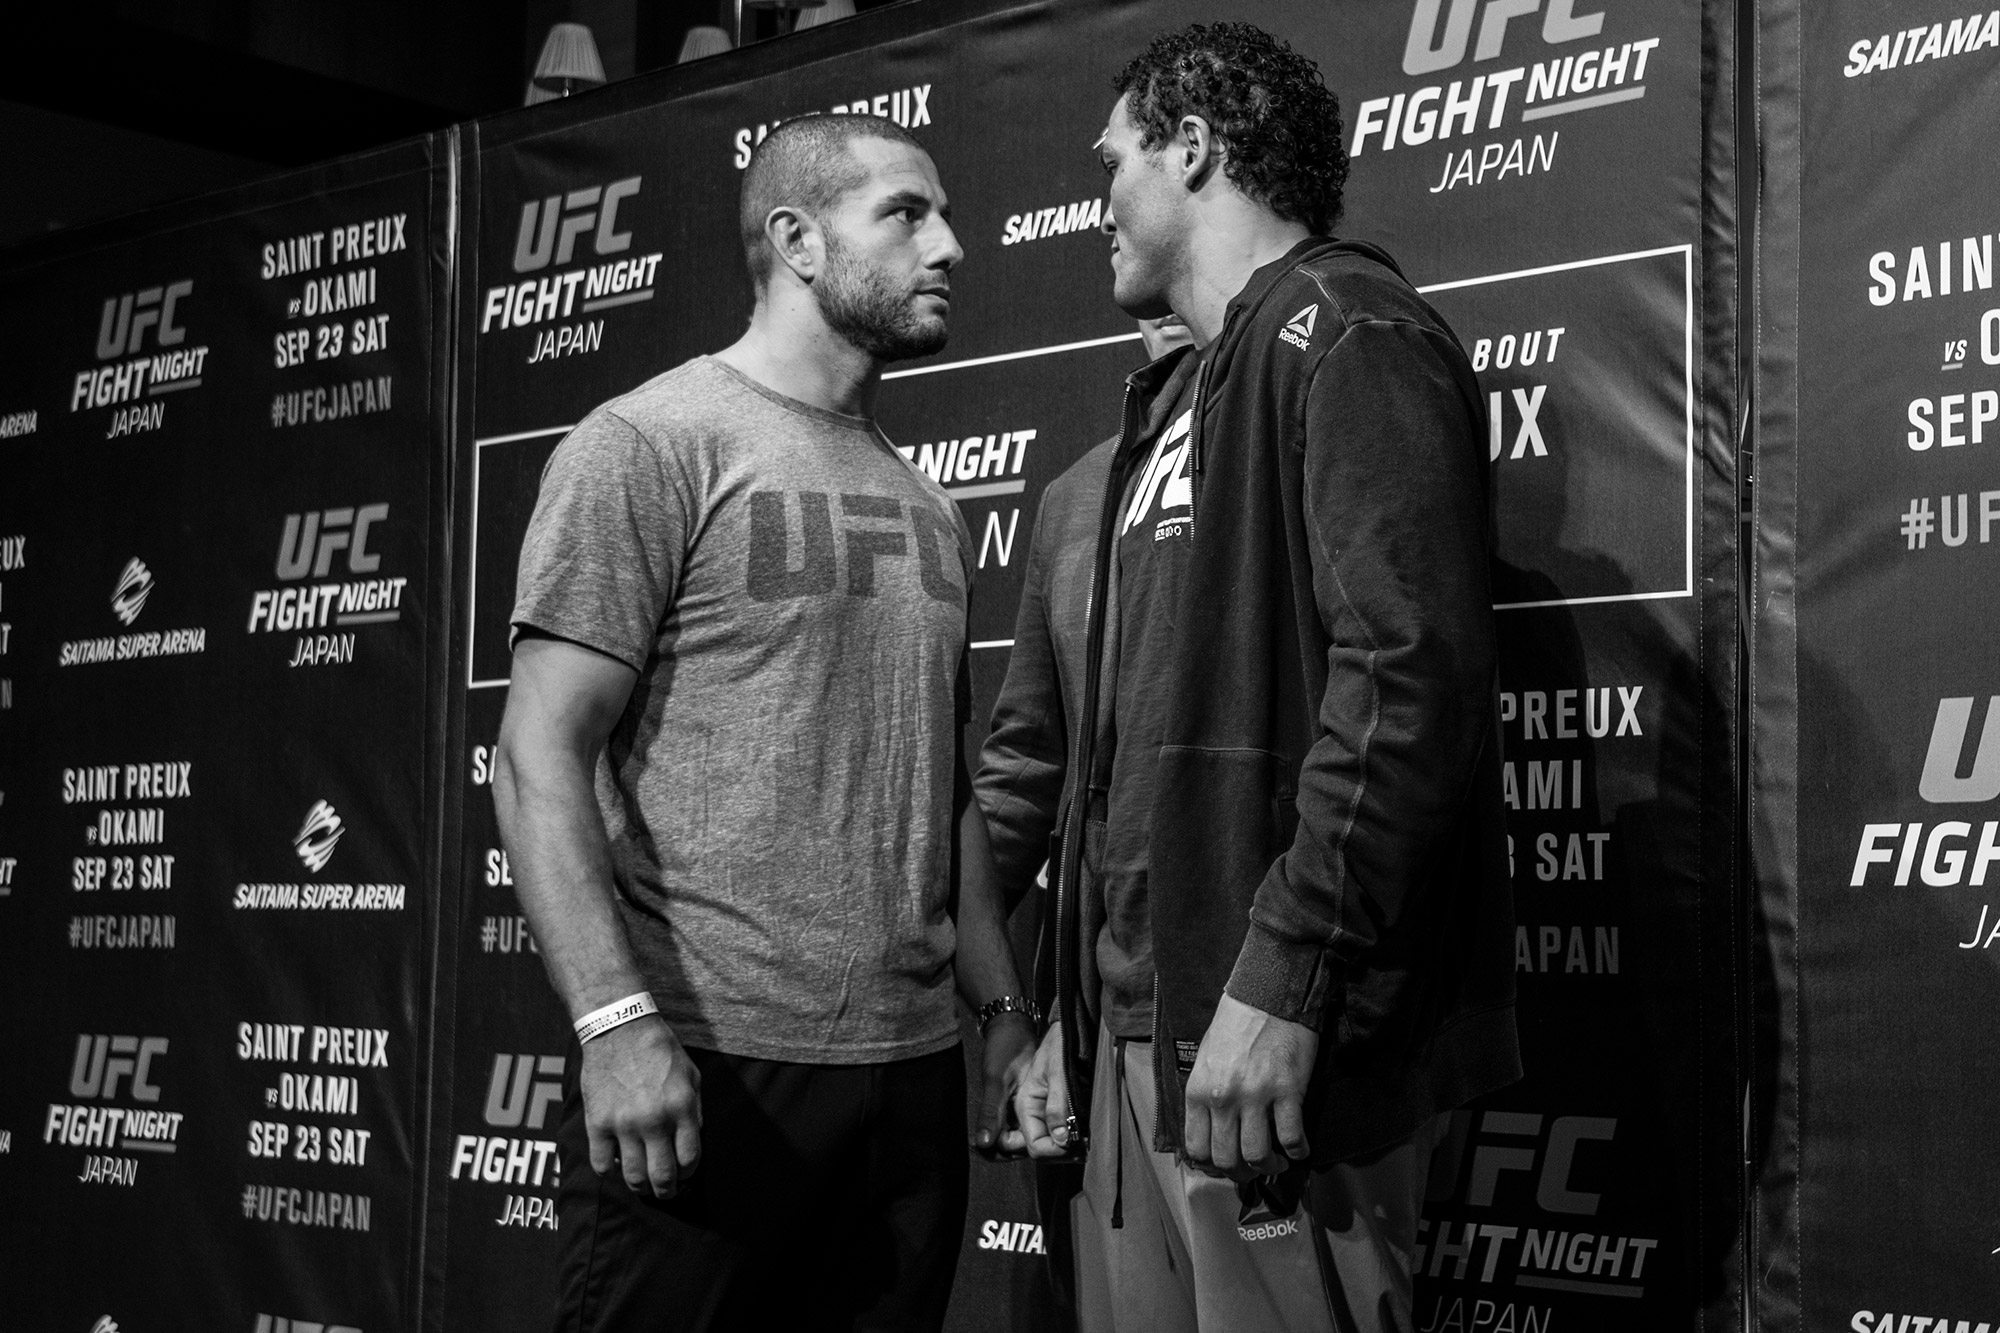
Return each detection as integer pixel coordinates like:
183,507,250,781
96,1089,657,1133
4,0,907,246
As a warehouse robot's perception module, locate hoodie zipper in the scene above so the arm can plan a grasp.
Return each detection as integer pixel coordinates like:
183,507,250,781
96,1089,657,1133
1146,354,1212,1155
1186,356,1212,534
1149,970,1164,1150
1052,577,1091,1135
1054,376,1145,1150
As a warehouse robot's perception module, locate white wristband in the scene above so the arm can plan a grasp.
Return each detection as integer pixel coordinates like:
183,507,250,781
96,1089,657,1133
573,992,658,1044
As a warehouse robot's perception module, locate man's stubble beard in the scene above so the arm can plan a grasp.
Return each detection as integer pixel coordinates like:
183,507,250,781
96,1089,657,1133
815,229,949,362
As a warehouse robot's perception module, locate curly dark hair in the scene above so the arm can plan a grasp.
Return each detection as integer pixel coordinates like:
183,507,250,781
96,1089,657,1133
1113,23,1348,235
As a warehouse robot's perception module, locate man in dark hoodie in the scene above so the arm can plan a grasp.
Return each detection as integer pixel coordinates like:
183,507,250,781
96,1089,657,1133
975,313,1191,1325
1006,23,1520,1332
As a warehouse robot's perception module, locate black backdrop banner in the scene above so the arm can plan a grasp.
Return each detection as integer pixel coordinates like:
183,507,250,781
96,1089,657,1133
0,2,1743,1329
0,138,455,1330
1753,3,2000,1331
1322,3,1741,1330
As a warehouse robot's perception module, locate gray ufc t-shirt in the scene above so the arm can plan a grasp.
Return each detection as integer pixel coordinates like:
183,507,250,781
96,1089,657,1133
511,356,973,1064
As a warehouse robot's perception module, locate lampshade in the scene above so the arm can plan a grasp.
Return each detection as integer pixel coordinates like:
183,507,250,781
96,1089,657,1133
744,0,826,10
677,25,734,63
531,23,607,95
793,0,854,29
523,79,561,107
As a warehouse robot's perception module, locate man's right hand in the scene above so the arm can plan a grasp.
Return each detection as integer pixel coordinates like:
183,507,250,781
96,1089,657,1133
580,1015,702,1198
1014,1021,1077,1160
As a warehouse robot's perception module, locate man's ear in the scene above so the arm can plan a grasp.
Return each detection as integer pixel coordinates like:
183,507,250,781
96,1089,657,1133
765,206,821,284
1177,114,1222,191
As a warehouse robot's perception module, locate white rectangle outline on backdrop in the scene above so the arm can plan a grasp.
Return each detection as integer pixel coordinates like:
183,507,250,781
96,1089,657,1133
465,246,1692,685
467,426,569,689
1418,242,1695,612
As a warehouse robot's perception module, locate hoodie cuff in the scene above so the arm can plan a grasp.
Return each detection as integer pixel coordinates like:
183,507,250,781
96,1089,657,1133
1224,921,1334,1027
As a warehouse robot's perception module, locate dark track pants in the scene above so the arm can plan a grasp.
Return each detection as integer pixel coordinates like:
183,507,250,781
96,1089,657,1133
553,1042,968,1333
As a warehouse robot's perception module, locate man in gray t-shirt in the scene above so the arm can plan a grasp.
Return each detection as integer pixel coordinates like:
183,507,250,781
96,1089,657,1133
515,355,974,1064
494,115,1038,1332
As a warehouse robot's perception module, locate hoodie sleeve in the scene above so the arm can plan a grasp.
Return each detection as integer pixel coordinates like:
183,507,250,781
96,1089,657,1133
1225,318,1497,1026
973,497,1070,912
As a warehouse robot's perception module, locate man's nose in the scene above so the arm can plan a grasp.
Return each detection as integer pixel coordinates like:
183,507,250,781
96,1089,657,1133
1101,205,1117,237
930,217,964,270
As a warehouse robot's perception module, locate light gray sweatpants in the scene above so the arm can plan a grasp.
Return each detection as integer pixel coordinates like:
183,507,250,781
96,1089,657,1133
1073,1025,1445,1333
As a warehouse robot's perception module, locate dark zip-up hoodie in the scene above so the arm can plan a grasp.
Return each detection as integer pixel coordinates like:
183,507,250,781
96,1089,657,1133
1044,237,1521,1166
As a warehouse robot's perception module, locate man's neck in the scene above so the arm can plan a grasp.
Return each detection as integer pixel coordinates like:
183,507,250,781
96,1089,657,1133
1173,200,1314,348
714,289,880,419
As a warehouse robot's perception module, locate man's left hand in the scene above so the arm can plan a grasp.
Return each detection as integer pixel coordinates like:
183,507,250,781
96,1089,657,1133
1183,993,1318,1179
973,1014,1040,1158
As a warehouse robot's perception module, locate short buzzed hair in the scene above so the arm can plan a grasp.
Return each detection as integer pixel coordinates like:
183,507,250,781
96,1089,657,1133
739,114,926,287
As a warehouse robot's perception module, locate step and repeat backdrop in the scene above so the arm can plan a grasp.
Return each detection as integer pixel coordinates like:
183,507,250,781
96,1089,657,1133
0,141,455,1330
0,0,1746,1329
1331,3,1741,1330
1754,3,2000,1332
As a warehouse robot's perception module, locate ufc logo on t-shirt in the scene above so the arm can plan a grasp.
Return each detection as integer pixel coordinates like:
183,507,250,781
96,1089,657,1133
1125,409,1195,539
746,490,963,605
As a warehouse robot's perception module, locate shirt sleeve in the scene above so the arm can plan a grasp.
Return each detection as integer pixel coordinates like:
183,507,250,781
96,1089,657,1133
509,409,693,673
974,497,1069,905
